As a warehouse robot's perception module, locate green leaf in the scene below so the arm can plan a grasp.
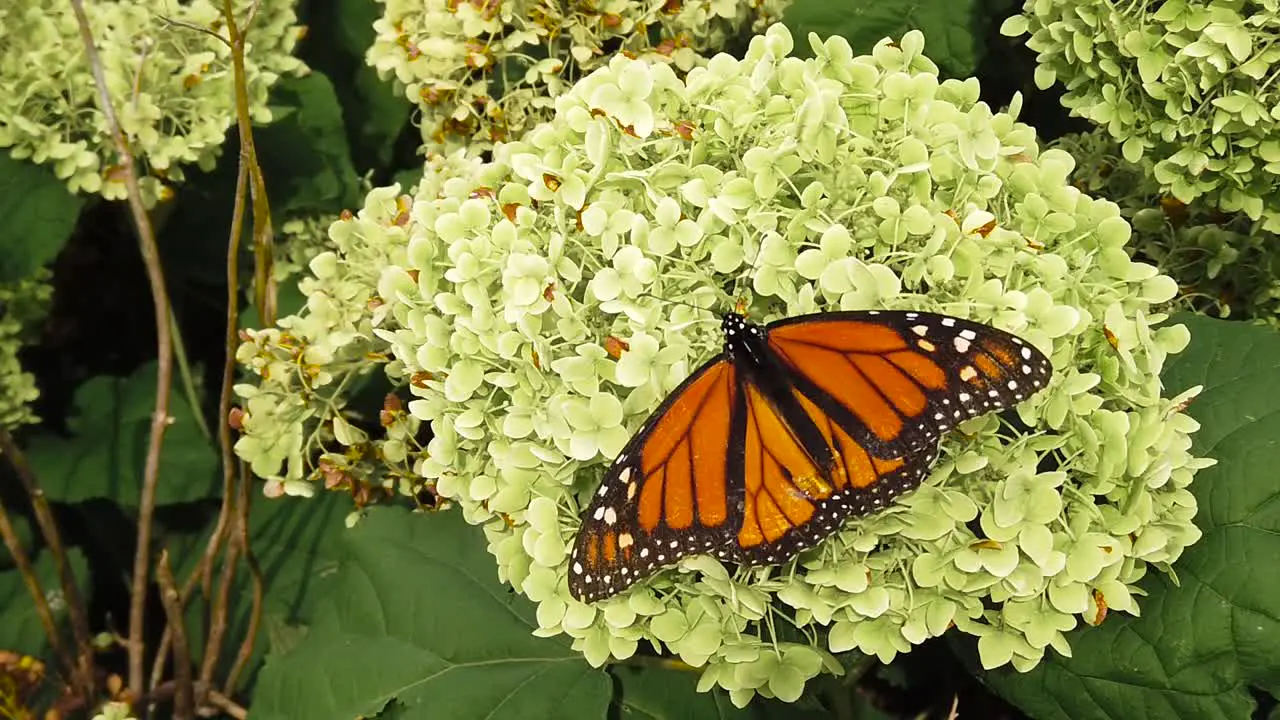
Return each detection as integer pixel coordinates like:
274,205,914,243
0,548,89,658
783,0,986,77
24,362,219,507
258,72,363,217
299,0,414,172
614,664,748,719
251,507,612,720
0,152,85,282
978,315,1280,719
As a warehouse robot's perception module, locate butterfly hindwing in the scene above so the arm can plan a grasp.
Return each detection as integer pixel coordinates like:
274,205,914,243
569,356,743,602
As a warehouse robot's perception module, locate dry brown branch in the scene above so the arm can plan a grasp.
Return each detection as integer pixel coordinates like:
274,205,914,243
205,689,249,720
197,515,241,687
0,498,73,684
0,430,94,699
156,552,192,720
67,0,177,696
222,0,278,325
223,465,264,694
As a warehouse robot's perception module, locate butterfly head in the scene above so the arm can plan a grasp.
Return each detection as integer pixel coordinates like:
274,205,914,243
721,312,767,363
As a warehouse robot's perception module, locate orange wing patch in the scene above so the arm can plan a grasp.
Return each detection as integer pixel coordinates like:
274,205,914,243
769,337,906,441
636,362,735,532
738,385,820,549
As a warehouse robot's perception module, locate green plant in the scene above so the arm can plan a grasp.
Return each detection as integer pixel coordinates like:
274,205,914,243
0,272,51,431
1056,130,1280,324
0,0,305,202
235,25,1209,704
1002,0,1280,232
367,0,791,151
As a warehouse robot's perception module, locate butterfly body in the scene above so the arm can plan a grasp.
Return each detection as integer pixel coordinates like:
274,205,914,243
569,310,1052,603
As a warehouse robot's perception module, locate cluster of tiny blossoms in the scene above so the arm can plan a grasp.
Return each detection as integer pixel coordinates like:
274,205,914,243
1002,0,1280,232
235,26,1209,703
0,0,305,202
235,151,488,507
0,273,51,432
367,0,790,152
1057,130,1280,324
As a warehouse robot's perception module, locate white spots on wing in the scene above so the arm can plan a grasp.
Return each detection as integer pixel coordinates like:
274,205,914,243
669,540,679,549
603,507,617,525
639,548,650,558
573,562,583,574
618,466,632,484
593,507,605,520
959,392,971,403
905,312,918,319
988,389,1000,398
1021,346,1033,359
604,575,613,584
959,329,977,340
626,481,638,501
959,366,978,382
954,336,971,353
933,412,945,420
1008,380,1018,390
618,532,634,549
941,317,956,327
1021,364,1033,375
918,339,936,352
912,325,929,336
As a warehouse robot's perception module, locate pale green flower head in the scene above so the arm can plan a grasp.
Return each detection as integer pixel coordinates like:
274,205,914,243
1003,0,1280,232
366,0,791,152
238,26,1212,704
0,0,305,202
0,272,52,432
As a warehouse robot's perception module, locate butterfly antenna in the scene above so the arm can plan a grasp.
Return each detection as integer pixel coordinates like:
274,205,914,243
727,232,772,318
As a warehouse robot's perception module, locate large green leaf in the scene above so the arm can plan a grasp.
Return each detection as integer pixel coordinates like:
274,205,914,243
980,315,1280,719
783,0,988,77
0,547,89,658
0,153,85,282
250,507,612,719
612,663,839,719
24,362,219,507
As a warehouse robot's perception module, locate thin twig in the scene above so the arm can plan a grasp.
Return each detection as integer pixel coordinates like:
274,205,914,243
67,0,177,696
222,464,263,694
198,514,241,688
168,310,213,442
222,0,277,325
0,499,73,682
155,552,192,720
0,430,95,699
205,689,249,720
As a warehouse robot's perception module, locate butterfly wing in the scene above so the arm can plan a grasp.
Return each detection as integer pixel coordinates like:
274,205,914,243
729,310,1052,563
568,356,744,602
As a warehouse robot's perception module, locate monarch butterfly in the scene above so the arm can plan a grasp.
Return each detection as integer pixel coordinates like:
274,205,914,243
568,310,1053,603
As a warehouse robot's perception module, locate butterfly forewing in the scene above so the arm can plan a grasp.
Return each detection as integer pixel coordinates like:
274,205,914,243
569,310,1053,603
569,357,744,602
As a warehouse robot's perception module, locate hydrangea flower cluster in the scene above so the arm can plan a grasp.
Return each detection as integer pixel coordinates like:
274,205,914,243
0,273,52,432
1056,130,1280,324
367,0,790,151
236,26,1211,703
1002,0,1280,232
0,0,305,202
235,151,487,502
